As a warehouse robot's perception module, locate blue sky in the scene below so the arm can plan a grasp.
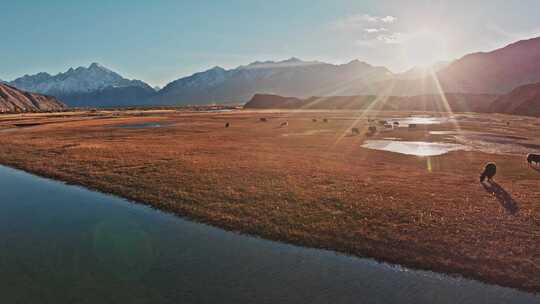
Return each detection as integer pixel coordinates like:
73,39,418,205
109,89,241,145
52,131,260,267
2,0,540,86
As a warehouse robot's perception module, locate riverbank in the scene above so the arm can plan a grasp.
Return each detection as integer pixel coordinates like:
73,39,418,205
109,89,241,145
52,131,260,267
0,109,539,292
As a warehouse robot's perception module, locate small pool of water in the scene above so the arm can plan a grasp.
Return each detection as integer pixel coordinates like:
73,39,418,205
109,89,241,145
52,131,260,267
429,131,540,155
109,121,175,129
362,140,468,156
385,116,455,127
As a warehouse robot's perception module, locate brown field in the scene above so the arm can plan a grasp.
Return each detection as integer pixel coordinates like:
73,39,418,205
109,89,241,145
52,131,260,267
0,109,539,292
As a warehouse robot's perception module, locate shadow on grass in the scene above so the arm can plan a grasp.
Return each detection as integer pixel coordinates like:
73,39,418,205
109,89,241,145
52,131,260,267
481,180,519,215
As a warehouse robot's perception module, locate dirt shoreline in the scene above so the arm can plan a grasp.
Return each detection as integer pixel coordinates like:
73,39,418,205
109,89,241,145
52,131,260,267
1,110,539,293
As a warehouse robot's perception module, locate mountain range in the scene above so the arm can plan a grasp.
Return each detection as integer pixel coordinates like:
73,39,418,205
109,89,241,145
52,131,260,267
9,63,155,107
154,58,393,104
4,36,540,116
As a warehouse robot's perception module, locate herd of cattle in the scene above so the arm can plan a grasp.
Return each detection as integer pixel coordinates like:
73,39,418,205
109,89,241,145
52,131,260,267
223,117,540,171
225,117,413,136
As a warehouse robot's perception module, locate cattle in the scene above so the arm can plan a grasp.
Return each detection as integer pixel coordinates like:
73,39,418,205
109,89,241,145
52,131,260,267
393,121,400,126
280,121,288,127
260,117,267,122
368,126,377,133
225,122,230,128
312,118,318,122
527,153,540,166
323,118,328,123
480,163,497,182
408,123,417,129
351,128,360,135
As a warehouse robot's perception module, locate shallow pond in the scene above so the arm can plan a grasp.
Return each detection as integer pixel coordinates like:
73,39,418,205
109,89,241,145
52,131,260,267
109,121,175,129
429,131,540,155
362,140,468,156
385,116,455,127
0,165,538,303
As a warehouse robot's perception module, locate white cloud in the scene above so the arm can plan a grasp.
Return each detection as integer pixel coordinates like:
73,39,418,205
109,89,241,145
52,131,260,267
375,32,404,44
381,16,397,23
364,28,388,33
331,13,403,47
331,14,397,31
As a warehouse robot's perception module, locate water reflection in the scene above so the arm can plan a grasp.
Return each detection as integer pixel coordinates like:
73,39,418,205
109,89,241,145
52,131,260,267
386,116,454,127
109,121,174,128
0,165,537,303
362,140,468,156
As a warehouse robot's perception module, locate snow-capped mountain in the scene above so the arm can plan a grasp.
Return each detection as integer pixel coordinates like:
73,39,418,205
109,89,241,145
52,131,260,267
9,63,155,107
154,58,393,104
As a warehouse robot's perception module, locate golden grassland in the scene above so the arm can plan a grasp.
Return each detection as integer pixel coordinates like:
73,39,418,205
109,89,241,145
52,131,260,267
0,109,539,292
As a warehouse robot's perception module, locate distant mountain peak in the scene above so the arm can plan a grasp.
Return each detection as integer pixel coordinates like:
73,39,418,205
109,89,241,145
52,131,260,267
9,63,154,103
282,57,303,63
209,66,226,72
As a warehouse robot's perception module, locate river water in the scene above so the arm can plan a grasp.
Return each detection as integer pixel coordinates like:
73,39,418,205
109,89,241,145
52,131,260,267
0,165,537,303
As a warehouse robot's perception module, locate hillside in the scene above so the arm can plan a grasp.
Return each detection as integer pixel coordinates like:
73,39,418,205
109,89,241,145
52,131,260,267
0,83,67,112
489,82,540,116
245,93,497,113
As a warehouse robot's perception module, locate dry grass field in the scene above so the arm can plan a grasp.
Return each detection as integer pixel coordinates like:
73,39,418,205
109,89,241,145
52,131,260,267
0,109,539,292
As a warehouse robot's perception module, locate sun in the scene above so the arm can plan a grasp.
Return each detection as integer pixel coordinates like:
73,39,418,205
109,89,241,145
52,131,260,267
400,30,448,68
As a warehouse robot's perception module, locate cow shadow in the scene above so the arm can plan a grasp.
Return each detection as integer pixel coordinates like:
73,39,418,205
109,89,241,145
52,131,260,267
481,180,519,215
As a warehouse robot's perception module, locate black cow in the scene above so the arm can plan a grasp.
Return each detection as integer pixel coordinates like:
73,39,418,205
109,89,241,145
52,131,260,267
527,153,540,165
225,122,230,128
351,128,360,135
480,163,497,182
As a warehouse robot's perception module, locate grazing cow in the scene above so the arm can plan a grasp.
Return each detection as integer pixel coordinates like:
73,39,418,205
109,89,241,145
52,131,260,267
323,118,328,123
393,121,400,126
225,122,230,128
527,153,540,165
280,121,288,127
480,163,497,182
383,123,393,129
260,117,267,122
408,123,417,129
312,118,318,122
351,128,360,135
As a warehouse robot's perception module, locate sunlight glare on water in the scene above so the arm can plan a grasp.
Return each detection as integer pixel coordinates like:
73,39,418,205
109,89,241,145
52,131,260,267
362,140,467,156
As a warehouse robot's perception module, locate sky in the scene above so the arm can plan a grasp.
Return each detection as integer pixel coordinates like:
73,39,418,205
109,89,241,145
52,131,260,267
2,0,540,87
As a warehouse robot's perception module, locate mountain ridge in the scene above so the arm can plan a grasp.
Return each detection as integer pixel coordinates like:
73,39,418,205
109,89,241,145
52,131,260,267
9,63,155,107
